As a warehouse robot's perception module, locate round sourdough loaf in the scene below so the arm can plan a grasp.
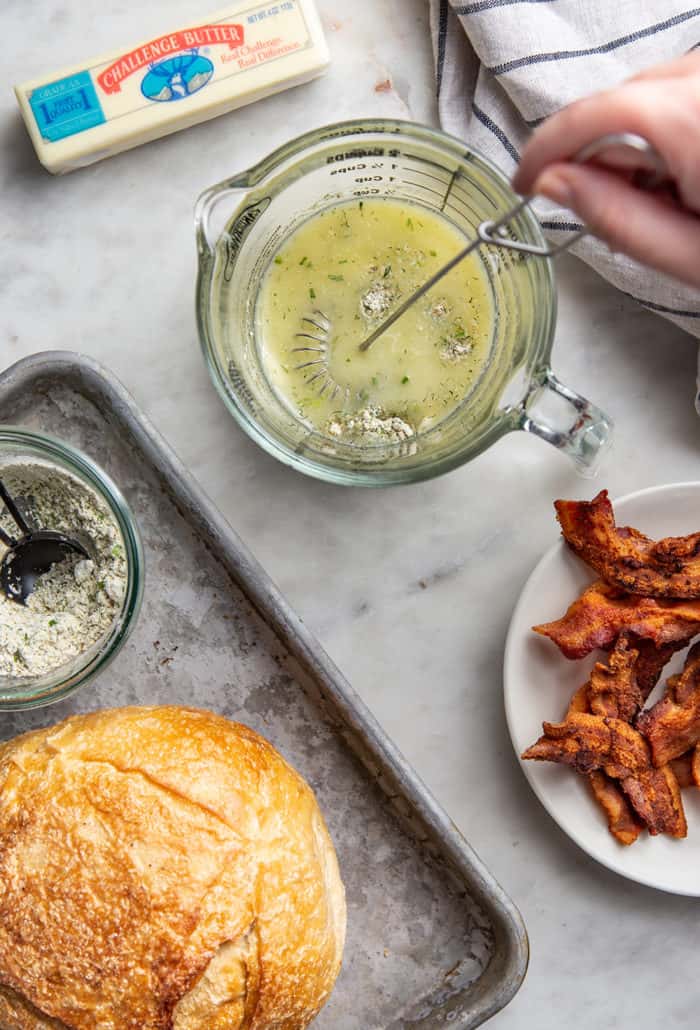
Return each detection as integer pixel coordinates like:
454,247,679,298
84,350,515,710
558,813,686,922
0,706,346,1030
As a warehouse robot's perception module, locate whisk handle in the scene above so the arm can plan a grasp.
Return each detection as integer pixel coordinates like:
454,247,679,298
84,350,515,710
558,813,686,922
478,133,667,259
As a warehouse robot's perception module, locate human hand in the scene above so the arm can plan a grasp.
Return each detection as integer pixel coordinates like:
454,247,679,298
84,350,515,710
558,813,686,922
512,52,700,288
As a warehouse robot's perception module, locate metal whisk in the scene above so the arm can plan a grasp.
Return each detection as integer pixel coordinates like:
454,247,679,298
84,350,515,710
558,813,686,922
358,133,668,353
292,309,349,402
292,133,668,399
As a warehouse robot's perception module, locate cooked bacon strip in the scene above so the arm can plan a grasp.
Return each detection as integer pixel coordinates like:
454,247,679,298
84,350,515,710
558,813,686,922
522,712,687,837
534,580,700,659
671,645,700,704
588,771,644,845
556,490,700,598
566,683,590,715
693,747,700,787
619,765,686,836
637,643,700,766
524,712,647,776
631,636,696,700
563,632,687,707
587,636,642,722
585,641,644,843
669,752,696,789
563,648,644,844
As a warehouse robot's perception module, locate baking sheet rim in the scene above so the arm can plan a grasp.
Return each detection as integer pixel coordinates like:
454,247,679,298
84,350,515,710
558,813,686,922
0,350,528,1028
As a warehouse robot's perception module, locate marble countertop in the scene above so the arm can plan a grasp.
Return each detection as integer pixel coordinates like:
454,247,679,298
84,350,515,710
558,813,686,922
3,2,700,1027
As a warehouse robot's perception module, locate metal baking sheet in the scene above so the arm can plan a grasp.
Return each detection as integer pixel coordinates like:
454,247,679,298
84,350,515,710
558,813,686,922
0,352,528,1029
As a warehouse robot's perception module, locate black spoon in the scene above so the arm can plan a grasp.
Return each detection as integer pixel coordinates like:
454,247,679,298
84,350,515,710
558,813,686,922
0,479,89,604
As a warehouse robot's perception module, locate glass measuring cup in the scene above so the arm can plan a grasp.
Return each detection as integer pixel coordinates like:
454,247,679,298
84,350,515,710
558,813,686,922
195,119,612,486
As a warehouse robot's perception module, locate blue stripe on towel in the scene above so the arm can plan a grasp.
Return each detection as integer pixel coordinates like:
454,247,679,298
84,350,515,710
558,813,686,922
436,0,450,97
488,8,700,75
454,0,556,13
471,102,520,161
537,237,700,319
624,293,700,318
540,220,585,231
521,34,700,124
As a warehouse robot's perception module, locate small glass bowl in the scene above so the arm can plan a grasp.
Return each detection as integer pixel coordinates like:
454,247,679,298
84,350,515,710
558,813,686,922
0,428,144,710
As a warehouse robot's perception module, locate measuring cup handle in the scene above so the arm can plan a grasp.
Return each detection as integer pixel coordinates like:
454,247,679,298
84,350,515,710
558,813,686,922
518,369,613,477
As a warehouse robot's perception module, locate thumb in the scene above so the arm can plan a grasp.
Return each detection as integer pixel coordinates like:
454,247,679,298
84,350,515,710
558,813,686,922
533,162,700,288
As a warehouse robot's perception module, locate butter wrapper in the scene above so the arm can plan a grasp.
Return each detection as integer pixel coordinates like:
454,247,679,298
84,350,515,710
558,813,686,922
15,0,329,174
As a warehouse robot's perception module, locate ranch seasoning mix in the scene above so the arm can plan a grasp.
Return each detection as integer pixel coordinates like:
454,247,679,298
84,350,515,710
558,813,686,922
0,463,127,678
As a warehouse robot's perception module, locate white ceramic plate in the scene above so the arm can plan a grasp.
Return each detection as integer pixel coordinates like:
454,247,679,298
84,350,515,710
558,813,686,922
504,482,700,896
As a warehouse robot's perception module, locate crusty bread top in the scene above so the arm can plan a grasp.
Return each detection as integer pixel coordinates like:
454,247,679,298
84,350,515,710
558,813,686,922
0,706,346,1030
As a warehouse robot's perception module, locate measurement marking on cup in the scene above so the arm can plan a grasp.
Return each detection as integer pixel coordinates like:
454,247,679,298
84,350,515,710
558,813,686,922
446,182,488,219
444,193,478,221
401,180,446,199
403,151,456,175
396,161,487,226
401,165,452,188
441,168,460,213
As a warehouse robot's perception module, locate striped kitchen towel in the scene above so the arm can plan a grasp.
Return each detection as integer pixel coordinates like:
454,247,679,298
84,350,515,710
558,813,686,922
428,1,700,371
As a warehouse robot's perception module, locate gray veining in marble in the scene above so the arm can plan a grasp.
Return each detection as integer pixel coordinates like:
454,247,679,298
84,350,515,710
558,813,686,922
2,2,700,1028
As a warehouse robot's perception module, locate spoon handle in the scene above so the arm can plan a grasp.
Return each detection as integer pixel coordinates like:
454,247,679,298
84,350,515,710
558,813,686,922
0,479,31,538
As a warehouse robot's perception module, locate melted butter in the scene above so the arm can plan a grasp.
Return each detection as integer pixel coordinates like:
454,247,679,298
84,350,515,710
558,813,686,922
256,198,492,438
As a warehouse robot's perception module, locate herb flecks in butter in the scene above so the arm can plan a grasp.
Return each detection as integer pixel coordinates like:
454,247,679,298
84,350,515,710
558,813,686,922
256,198,492,439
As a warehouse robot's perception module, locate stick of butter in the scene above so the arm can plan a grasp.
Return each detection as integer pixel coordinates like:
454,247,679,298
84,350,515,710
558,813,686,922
15,0,329,174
